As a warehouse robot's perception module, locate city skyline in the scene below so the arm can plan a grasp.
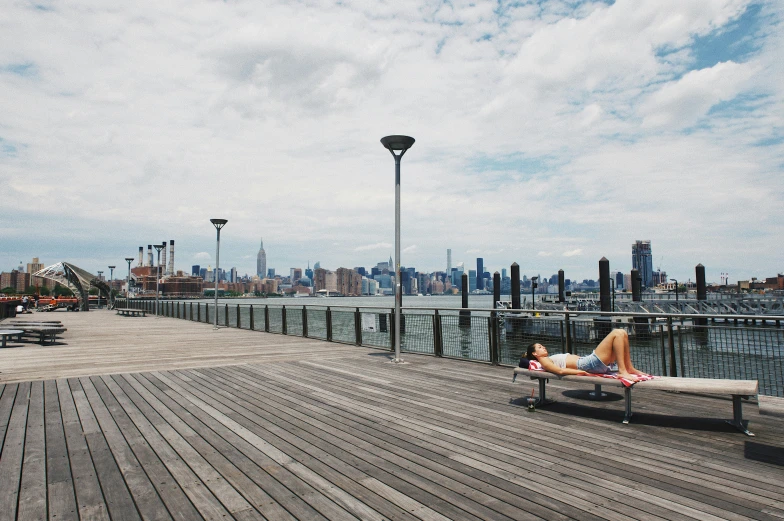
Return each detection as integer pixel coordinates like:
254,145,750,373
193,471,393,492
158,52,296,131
1,1,782,282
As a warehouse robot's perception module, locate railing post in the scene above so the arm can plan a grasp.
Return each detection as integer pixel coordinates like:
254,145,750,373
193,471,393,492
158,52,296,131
565,312,573,354
389,309,395,351
302,307,308,338
282,306,287,335
225,304,229,327
264,305,270,332
249,305,255,330
487,317,495,364
667,316,677,377
236,304,241,328
326,307,333,342
433,310,443,357
490,311,499,365
197,303,200,322
206,304,210,324
354,307,361,346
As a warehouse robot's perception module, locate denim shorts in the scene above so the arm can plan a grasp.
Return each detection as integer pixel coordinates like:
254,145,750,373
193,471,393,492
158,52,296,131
577,352,610,374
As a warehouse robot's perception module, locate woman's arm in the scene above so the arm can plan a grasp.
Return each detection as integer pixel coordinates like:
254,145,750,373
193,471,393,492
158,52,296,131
538,357,588,376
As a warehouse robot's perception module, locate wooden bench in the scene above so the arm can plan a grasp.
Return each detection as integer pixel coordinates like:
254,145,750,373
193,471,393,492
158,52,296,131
513,367,759,436
15,326,67,345
116,308,146,317
0,329,24,348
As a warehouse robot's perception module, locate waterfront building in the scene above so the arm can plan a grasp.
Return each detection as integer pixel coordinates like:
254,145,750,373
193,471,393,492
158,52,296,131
632,240,653,288
192,265,200,276
256,238,267,278
476,258,484,290
290,268,302,284
469,270,477,292
27,257,45,288
230,267,237,283
267,268,275,278
336,268,362,296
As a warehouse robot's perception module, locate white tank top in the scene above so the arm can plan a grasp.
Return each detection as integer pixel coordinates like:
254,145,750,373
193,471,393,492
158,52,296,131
548,353,568,369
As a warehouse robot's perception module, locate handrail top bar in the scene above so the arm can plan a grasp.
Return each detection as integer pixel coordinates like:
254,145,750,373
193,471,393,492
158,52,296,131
149,299,784,321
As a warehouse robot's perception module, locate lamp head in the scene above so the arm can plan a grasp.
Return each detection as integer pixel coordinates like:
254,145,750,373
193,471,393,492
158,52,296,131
381,135,415,152
108,265,115,269
210,218,228,230
153,243,165,253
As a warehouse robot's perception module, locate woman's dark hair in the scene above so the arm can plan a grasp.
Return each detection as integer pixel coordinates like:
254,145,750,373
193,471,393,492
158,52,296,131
524,343,539,361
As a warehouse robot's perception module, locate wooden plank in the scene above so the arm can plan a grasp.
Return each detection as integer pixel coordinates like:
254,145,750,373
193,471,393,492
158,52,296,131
138,371,367,521
56,378,111,521
116,373,332,521
91,375,203,521
44,380,78,521
250,361,769,521
103,374,239,520
69,378,142,521
168,368,509,521
142,371,416,521
18,381,47,520
0,382,30,521
78,376,172,521
0,384,17,458
120,372,293,521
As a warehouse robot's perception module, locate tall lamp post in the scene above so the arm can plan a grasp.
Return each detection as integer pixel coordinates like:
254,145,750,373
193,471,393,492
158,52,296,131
125,257,134,300
97,271,103,308
153,243,165,317
670,278,679,303
210,219,228,330
531,276,538,311
381,135,415,364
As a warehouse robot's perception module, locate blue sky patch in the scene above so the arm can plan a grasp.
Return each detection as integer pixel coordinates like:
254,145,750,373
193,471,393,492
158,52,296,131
2,62,38,77
691,3,764,69
0,138,18,157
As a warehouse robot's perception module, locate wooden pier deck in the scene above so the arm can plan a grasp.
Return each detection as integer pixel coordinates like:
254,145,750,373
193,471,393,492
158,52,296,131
0,310,782,520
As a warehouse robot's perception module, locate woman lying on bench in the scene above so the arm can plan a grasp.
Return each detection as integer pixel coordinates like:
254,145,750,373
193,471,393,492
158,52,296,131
525,329,647,382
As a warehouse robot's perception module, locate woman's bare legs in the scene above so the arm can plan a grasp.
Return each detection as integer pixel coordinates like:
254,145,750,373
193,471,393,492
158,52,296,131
594,329,644,378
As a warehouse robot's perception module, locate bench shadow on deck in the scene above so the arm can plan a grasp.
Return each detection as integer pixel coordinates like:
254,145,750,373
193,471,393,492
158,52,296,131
0,312,783,521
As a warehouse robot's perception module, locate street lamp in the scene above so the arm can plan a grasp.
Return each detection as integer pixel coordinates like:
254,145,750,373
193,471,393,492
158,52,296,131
210,218,228,330
125,257,134,299
531,276,538,311
153,243,165,317
381,135,415,363
97,271,103,308
670,278,679,303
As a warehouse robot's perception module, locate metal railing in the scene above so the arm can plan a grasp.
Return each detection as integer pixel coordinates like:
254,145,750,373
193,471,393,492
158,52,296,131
115,299,784,396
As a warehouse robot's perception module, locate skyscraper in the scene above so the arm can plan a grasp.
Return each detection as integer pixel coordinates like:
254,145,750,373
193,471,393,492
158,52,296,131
447,249,452,273
476,258,484,290
256,238,266,278
632,240,653,288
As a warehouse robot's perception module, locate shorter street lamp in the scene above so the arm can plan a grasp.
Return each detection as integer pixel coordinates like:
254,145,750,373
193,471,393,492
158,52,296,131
531,276,538,311
154,243,165,317
210,218,228,330
97,271,103,308
670,279,679,303
125,258,134,299
108,265,115,307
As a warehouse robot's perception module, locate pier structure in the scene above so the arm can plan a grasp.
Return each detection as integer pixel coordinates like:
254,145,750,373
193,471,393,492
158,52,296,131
0,311,782,520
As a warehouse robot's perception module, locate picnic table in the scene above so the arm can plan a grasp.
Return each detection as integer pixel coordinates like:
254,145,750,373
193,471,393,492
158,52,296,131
13,325,67,345
0,329,24,348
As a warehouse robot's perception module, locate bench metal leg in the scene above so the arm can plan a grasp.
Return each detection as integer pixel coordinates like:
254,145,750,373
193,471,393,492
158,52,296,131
588,384,608,400
727,395,755,436
623,387,632,424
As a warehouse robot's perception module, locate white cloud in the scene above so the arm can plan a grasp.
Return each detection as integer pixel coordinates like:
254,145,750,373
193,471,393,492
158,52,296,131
0,0,781,281
563,249,583,257
193,252,211,261
640,61,757,128
537,251,553,257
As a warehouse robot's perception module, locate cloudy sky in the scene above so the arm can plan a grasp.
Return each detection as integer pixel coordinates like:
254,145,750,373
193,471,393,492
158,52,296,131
1,0,782,283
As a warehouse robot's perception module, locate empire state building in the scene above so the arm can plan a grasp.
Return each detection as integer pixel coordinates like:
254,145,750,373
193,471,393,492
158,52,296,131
256,238,267,278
